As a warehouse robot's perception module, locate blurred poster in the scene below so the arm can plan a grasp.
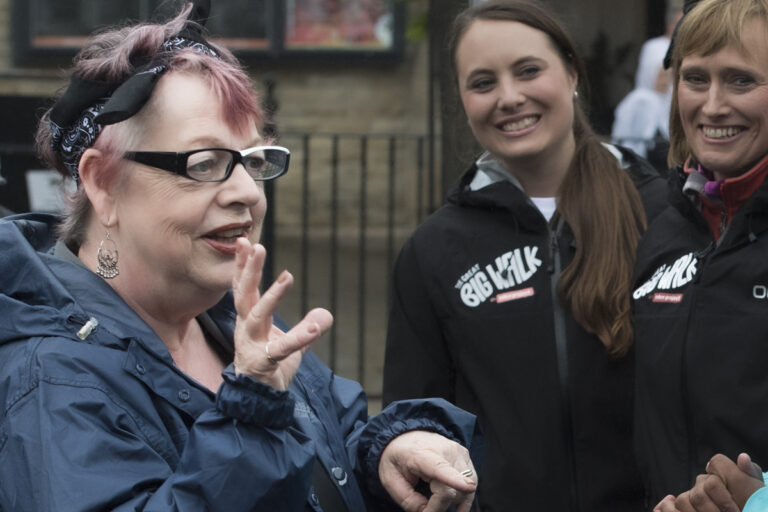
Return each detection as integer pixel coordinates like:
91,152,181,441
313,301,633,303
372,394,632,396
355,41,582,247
206,0,270,50
285,0,395,50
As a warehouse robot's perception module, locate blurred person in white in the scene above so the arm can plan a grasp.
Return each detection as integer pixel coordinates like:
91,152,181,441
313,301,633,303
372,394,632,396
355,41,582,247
612,1,682,168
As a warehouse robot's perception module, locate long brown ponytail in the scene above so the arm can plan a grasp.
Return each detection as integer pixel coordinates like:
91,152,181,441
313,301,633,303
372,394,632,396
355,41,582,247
558,108,646,357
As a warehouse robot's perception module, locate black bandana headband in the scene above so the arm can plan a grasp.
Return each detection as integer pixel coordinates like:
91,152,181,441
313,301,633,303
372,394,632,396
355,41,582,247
49,1,219,181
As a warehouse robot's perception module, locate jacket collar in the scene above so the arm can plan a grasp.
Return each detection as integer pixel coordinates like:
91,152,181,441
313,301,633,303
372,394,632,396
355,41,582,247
448,159,548,233
0,213,236,377
672,160,768,244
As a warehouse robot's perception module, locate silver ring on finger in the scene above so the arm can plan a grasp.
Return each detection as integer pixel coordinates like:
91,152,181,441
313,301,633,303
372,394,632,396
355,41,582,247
264,341,279,365
460,468,474,478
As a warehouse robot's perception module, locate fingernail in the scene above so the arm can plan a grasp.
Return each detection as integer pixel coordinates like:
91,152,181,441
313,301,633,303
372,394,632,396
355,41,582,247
278,271,290,283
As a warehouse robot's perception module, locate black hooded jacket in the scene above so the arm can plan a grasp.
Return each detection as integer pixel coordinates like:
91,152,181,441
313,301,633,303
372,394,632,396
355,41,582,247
633,167,768,504
383,146,668,511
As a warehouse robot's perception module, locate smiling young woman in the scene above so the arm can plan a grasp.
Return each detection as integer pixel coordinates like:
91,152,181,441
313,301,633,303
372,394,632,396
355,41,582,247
455,19,578,196
382,1,669,510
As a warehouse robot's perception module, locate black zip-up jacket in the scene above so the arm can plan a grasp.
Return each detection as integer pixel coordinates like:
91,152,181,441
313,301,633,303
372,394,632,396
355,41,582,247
383,147,668,512
632,167,768,504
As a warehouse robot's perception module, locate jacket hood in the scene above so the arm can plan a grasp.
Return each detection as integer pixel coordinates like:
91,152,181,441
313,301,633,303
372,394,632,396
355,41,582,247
446,161,547,233
0,214,164,355
446,144,656,233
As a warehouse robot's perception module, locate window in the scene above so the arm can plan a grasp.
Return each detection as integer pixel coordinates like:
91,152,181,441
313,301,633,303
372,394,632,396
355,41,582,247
12,0,404,65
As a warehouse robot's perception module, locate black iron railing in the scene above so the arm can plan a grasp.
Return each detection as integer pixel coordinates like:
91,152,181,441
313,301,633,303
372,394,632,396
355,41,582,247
273,132,438,396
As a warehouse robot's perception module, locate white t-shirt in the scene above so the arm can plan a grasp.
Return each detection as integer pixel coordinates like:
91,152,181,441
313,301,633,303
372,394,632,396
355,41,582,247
529,196,557,222
469,151,557,221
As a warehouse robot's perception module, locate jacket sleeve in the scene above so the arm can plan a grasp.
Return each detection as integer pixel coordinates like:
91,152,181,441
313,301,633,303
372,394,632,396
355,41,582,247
382,236,455,406
355,398,483,504
316,355,482,509
334,377,482,508
743,478,768,512
0,362,315,511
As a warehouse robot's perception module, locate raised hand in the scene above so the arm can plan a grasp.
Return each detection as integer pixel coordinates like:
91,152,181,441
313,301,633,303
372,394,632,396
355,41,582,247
232,239,332,390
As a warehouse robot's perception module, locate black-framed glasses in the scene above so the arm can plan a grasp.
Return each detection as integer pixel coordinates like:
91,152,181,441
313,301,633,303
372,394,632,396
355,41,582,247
123,146,290,182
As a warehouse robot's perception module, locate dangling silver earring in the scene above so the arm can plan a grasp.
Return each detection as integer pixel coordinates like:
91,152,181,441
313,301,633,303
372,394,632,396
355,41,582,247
96,230,119,279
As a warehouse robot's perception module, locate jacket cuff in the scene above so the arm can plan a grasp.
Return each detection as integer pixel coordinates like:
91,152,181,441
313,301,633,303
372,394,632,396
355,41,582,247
744,485,768,512
216,366,295,428
362,418,457,489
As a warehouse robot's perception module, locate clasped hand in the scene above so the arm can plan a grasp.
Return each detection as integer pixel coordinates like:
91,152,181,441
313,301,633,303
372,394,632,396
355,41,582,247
654,453,764,512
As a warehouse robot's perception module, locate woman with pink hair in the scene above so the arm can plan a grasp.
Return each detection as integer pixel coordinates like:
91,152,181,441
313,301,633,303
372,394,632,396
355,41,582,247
0,3,481,510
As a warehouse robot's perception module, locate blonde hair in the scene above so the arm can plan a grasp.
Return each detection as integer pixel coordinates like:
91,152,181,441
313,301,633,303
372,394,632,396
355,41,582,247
668,0,768,167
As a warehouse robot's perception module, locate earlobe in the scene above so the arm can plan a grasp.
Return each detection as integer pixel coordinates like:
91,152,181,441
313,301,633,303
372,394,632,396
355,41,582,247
568,69,579,96
78,148,117,227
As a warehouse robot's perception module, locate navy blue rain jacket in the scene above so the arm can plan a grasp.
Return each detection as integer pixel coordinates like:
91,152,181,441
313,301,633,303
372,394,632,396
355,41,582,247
0,214,481,511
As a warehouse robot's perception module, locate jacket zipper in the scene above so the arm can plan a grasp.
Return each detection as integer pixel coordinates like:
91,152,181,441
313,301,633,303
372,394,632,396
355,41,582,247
548,220,580,512
719,208,728,237
682,241,716,484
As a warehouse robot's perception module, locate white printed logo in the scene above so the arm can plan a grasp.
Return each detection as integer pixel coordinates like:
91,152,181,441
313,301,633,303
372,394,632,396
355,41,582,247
455,246,543,307
633,252,698,300
753,286,768,299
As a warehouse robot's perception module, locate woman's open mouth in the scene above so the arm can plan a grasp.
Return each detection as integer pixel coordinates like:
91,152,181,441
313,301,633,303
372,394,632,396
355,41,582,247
498,115,540,135
701,125,744,140
203,225,251,254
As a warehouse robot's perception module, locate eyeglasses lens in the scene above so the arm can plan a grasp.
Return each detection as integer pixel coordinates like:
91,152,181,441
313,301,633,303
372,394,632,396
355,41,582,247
243,149,287,180
186,149,287,182
187,150,232,181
